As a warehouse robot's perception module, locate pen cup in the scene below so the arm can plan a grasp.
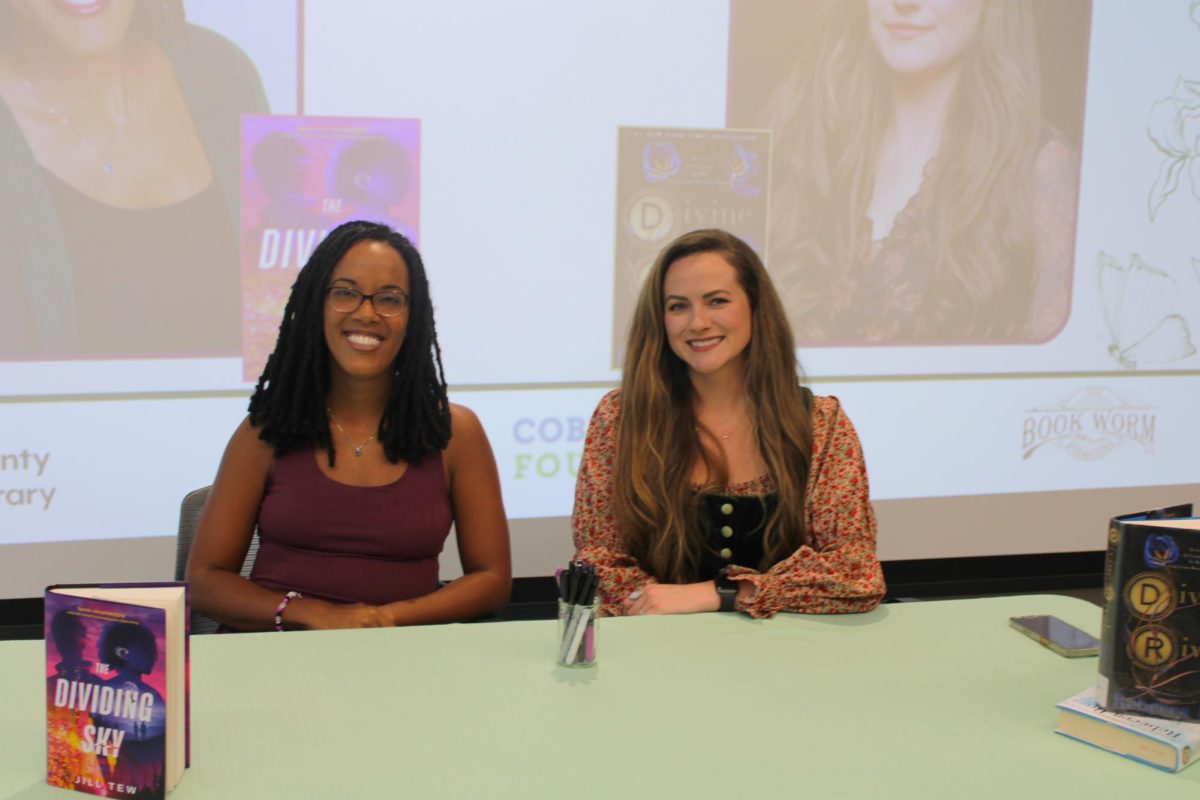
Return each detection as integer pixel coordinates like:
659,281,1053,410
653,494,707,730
557,598,599,668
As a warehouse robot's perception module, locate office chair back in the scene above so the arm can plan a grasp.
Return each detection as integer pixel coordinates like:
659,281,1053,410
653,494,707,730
176,485,260,634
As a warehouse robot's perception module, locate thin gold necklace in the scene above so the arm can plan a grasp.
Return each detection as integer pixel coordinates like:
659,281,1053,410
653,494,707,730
698,425,734,441
698,409,748,441
327,409,377,457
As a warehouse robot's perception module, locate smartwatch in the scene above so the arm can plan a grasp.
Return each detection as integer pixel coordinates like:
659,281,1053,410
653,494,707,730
715,572,738,612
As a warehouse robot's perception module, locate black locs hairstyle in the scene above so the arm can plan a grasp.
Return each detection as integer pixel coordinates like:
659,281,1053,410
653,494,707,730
248,220,451,465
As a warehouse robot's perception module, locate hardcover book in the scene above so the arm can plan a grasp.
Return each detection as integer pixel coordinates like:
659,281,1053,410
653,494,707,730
45,583,189,799
240,114,422,380
1056,687,1200,772
1097,505,1200,722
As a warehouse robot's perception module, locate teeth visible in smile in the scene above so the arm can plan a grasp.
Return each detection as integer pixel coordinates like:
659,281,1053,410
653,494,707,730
690,337,722,348
346,333,382,347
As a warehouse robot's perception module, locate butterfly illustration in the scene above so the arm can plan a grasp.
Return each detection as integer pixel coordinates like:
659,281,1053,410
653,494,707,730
1097,252,1197,369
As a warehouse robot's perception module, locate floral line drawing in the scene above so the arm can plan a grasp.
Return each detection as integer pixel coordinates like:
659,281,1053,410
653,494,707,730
1192,0,1200,30
1147,77,1200,221
1097,252,1197,369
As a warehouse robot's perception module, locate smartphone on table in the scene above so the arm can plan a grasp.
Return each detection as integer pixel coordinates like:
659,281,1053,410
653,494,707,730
1008,614,1100,658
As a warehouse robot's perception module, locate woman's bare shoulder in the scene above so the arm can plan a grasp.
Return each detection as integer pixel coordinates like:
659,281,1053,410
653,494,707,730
449,402,482,430
447,403,490,452
222,416,275,472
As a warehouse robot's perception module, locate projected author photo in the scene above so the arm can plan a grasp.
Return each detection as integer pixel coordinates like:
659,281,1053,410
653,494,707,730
0,0,268,357
728,0,1088,344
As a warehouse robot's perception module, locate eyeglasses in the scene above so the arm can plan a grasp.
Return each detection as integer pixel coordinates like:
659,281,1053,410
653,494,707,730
325,286,409,317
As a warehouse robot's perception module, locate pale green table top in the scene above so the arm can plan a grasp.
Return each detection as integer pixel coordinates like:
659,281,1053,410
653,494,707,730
3,594,1198,799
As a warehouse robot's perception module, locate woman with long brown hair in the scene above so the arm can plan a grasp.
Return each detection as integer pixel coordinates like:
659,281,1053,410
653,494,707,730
572,229,884,617
762,0,1077,343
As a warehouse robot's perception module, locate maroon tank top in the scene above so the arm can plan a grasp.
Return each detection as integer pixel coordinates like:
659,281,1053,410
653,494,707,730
250,447,452,605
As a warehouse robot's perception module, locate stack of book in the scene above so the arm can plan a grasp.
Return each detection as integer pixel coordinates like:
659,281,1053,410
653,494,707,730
1056,688,1200,772
1054,505,1200,773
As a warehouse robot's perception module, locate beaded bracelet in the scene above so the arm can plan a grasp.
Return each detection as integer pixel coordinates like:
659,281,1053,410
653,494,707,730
274,591,302,631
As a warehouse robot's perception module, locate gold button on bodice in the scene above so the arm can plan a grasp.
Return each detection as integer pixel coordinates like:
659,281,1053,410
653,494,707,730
721,526,733,538
720,548,732,560
720,503,734,515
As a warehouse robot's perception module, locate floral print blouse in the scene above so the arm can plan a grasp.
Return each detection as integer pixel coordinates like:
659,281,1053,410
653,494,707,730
572,390,885,617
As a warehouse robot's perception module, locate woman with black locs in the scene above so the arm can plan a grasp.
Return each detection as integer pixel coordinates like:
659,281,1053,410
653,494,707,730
187,221,512,630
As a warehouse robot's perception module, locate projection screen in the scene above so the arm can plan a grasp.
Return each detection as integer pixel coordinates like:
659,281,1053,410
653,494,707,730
1,0,1198,599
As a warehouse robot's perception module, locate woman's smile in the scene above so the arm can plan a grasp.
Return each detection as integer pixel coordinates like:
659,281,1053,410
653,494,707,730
323,240,410,381
663,251,752,380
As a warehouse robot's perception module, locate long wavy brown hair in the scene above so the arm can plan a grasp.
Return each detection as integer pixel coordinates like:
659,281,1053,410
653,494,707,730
614,229,812,583
766,0,1043,340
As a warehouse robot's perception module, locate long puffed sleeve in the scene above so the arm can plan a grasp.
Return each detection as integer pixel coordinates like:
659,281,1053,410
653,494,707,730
725,396,885,616
571,391,656,616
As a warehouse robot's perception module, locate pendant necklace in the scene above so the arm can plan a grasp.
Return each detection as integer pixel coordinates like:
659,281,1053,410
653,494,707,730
698,411,747,442
697,424,735,441
328,409,377,457
15,56,131,175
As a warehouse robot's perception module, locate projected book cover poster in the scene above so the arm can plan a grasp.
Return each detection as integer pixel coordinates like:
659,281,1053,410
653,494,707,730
240,115,421,381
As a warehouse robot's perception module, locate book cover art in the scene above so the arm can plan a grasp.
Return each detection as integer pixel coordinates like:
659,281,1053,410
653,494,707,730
240,114,421,381
1098,505,1200,722
46,593,170,799
611,126,769,366
1056,687,1200,772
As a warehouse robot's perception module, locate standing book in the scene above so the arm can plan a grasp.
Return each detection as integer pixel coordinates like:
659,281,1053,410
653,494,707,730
1097,504,1200,722
1056,687,1200,772
45,583,189,799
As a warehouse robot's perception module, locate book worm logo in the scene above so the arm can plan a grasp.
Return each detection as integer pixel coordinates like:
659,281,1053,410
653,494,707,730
1021,386,1156,461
